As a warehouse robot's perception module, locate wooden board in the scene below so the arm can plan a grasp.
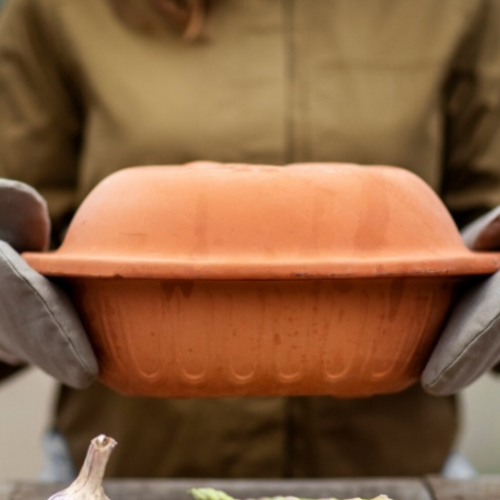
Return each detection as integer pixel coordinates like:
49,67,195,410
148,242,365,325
6,477,500,500
426,476,500,500
0,479,432,500
0,484,16,500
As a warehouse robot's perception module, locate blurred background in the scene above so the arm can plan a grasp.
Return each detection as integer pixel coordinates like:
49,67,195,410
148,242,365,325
0,369,499,481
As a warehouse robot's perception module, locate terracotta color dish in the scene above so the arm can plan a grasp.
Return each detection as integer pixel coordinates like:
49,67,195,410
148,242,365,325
23,163,500,397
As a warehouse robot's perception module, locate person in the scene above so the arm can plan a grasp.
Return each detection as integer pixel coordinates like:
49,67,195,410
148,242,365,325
1,0,500,480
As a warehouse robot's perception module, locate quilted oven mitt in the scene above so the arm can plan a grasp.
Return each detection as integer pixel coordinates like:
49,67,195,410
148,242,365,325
0,179,97,388
422,205,500,395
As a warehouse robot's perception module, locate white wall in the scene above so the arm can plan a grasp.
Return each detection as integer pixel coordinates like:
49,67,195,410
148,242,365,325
0,369,55,481
457,373,500,473
0,369,498,481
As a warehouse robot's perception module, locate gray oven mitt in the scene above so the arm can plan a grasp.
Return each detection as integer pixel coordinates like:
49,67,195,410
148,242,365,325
422,206,500,395
0,179,97,388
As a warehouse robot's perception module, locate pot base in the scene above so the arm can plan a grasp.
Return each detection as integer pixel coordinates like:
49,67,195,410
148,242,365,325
69,277,459,398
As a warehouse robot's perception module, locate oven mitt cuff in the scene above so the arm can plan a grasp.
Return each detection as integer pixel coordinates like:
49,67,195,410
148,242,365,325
422,206,500,395
0,241,98,388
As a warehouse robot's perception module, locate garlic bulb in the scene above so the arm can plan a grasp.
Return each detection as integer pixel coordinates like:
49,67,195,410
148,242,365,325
48,435,117,500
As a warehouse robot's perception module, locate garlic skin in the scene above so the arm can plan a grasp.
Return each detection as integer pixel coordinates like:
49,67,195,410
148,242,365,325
48,435,117,500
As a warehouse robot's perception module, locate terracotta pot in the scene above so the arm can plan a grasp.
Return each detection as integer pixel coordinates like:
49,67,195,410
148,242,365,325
23,163,500,397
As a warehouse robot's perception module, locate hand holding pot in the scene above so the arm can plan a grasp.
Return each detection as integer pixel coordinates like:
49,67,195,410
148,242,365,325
0,180,97,388
422,207,500,395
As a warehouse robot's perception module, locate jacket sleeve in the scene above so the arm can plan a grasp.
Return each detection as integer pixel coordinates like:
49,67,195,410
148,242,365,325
441,0,500,229
0,0,82,238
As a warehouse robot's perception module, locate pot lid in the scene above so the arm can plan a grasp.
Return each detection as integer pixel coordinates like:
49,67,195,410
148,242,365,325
23,162,500,279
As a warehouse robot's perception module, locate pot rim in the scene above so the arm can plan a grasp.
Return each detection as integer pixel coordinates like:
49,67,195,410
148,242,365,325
22,250,500,279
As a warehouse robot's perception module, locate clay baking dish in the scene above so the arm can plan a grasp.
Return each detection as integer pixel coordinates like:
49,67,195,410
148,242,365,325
23,162,500,397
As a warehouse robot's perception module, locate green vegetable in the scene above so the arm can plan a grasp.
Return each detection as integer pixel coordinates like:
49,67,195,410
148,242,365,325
189,488,308,500
189,487,391,500
190,489,240,500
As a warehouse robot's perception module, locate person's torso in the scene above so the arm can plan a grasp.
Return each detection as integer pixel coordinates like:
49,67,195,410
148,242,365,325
50,0,480,203
43,0,475,478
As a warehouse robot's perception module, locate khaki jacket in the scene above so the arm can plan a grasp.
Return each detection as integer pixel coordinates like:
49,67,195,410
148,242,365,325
1,0,500,477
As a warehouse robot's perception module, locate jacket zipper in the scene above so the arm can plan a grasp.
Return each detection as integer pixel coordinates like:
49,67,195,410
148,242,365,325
283,0,295,165
283,1,296,475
